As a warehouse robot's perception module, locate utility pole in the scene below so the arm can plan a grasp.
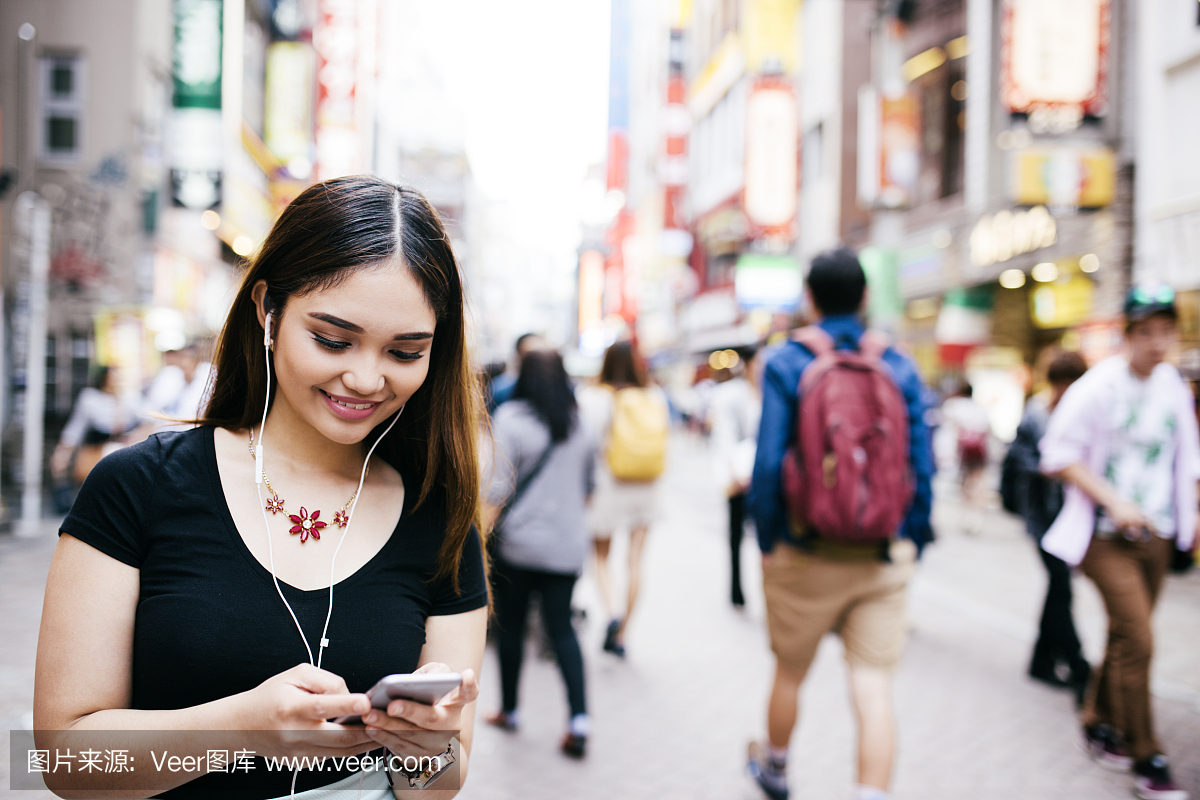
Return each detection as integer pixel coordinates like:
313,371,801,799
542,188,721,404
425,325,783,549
18,193,50,537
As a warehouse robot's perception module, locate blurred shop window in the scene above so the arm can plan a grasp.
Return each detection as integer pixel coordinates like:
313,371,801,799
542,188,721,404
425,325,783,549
914,55,964,204
45,335,58,419
708,252,738,288
39,55,86,164
70,333,92,406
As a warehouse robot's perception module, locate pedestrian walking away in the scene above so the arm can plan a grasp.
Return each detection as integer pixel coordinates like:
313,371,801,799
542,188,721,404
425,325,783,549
33,176,489,798
709,346,761,608
49,364,144,493
577,340,670,658
745,247,934,800
486,332,548,415
941,381,991,532
1000,350,1091,702
1040,284,1199,800
483,349,595,759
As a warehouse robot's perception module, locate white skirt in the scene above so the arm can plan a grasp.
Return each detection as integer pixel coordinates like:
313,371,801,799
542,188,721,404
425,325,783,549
588,466,662,536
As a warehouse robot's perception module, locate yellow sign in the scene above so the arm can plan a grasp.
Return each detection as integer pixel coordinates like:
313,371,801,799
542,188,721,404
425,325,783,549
743,0,801,75
1030,275,1094,329
1014,147,1115,207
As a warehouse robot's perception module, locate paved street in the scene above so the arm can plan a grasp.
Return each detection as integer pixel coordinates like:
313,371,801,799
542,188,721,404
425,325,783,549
3,432,1199,799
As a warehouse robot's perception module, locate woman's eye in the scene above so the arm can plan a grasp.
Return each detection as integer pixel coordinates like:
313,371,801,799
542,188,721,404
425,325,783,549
313,334,350,351
391,350,424,362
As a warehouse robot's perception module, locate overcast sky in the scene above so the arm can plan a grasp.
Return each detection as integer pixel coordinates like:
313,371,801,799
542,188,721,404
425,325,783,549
382,0,612,254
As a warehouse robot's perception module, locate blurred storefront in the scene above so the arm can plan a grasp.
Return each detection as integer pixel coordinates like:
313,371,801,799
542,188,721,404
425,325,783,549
0,0,382,521
679,0,801,359
859,0,1133,398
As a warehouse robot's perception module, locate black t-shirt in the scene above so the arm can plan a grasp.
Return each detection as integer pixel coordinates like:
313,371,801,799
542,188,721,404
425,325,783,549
60,426,487,798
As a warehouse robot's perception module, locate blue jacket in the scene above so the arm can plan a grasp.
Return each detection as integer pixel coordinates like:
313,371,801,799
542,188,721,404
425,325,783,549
748,314,934,555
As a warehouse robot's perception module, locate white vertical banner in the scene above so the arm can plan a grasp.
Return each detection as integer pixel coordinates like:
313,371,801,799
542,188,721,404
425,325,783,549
744,84,799,230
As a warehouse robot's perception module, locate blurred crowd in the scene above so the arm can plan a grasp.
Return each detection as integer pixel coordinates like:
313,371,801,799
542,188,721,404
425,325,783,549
472,247,1198,800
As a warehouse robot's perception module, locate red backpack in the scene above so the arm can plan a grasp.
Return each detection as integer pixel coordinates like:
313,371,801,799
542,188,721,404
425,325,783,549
781,326,913,543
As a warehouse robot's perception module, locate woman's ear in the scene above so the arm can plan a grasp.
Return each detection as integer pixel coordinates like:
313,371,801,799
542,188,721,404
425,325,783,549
251,280,273,345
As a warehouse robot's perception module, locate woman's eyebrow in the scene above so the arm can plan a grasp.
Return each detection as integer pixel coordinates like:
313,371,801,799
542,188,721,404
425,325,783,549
308,312,433,341
309,312,363,333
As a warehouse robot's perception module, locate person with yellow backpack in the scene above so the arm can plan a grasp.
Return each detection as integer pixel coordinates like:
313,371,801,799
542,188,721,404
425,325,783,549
577,340,670,658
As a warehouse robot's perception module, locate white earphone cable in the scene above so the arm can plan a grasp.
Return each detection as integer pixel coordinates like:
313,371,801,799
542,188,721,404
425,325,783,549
254,311,392,800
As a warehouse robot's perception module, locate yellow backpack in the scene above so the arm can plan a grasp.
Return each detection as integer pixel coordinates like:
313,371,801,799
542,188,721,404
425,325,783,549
606,387,668,481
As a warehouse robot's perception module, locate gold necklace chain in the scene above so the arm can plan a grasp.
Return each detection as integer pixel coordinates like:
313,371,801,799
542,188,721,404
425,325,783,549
247,428,368,541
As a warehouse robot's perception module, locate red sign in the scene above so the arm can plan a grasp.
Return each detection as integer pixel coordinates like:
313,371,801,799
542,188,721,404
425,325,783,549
314,0,360,179
1001,0,1110,120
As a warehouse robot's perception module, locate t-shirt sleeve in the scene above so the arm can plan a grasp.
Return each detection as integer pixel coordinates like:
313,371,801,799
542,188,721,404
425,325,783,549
59,436,164,568
428,524,489,616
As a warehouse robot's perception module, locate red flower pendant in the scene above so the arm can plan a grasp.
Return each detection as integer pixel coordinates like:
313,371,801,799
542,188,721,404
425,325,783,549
288,506,327,543
334,509,350,528
265,494,286,514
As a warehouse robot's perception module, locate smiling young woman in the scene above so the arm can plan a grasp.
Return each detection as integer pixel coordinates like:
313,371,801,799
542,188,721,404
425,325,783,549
33,176,488,800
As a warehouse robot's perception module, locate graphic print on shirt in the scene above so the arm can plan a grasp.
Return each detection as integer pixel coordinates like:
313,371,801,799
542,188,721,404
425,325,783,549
1099,372,1179,536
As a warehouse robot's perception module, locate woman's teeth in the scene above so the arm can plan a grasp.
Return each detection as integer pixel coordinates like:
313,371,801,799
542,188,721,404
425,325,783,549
328,395,374,410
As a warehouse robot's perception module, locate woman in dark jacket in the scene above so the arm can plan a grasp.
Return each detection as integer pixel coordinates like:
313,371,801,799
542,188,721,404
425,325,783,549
1004,350,1090,698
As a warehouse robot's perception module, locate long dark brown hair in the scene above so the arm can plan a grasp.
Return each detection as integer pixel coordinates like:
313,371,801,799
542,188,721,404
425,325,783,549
201,176,481,590
512,350,577,442
598,340,648,389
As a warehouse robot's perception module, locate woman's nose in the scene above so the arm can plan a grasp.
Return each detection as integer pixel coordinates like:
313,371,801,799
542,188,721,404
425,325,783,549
341,356,386,395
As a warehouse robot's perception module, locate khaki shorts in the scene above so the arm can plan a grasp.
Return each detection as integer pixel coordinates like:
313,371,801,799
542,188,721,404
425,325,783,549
762,538,916,678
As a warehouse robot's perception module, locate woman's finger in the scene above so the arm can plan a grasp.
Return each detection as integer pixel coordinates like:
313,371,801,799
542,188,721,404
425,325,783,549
383,700,445,729
362,709,422,732
297,692,371,722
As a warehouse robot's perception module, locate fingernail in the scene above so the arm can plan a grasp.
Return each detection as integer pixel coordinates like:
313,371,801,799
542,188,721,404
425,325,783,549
364,711,377,723
392,702,404,716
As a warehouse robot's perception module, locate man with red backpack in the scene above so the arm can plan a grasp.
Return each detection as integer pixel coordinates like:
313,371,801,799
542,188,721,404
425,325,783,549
746,248,934,800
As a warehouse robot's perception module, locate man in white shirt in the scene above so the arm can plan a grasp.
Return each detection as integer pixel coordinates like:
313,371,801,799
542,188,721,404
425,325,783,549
1041,285,1198,800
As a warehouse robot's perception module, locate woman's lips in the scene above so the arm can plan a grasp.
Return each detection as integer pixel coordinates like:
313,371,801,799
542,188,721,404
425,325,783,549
320,390,380,421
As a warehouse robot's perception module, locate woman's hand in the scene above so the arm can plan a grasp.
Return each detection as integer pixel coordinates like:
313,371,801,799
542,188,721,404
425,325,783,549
361,664,480,760
236,664,378,758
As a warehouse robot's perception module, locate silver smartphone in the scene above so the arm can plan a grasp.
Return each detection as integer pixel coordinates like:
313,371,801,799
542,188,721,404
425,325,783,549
335,672,463,725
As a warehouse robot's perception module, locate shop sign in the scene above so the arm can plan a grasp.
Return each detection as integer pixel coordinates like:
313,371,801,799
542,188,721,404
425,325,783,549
264,42,314,168
313,0,360,180
858,88,919,209
173,0,222,110
1013,147,1114,208
1001,0,1110,127
1029,276,1094,329
170,0,223,209
744,82,798,232
578,249,605,355
734,254,801,310
969,205,1057,268
696,204,749,254
743,0,801,75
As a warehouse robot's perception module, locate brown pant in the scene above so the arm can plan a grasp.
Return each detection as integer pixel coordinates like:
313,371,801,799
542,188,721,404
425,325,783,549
1079,535,1173,761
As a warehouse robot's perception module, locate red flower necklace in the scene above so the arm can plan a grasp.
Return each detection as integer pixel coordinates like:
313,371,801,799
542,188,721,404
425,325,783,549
248,431,365,543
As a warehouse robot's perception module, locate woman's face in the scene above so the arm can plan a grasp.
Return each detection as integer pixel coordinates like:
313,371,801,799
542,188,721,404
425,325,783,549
264,264,438,445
